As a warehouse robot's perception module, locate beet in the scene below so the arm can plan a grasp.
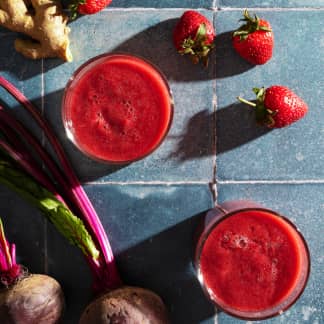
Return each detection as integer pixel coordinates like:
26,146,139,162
0,218,65,324
0,76,170,323
0,274,64,324
80,286,169,324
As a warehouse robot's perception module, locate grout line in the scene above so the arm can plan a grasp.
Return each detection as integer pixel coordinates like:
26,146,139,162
41,59,48,274
102,7,212,11
84,179,324,185
65,6,324,14
218,179,324,184
214,308,220,324
212,10,218,209
217,7,324,11
99,7,324,12
85,181,210,185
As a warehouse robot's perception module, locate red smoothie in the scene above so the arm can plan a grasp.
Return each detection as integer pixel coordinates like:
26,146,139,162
197,208,309,319
62,54,173,163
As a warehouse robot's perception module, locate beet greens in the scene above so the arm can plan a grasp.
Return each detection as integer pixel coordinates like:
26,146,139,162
0,160,99,263
0,75,121,292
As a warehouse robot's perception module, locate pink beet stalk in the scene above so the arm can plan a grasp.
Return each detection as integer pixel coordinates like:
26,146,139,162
0,110,103,279
0,76,121,291
0,111,102,285
10,244,16,266
0,221,12,269
0,219,23,286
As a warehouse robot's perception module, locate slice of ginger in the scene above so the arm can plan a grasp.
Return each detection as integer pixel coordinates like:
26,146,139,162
0,0,72,61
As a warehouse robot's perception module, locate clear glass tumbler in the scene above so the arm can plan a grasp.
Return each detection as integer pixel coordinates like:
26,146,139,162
62,53,174,164
194,200,310,320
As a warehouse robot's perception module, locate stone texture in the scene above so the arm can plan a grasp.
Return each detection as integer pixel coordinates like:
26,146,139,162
111,0,214,8
215,10,324,181
43,10,215,182
218,0,324,8
0,28,43,138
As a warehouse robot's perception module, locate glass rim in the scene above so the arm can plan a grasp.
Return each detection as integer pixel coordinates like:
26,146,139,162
61,52,174,164
194,206,311,321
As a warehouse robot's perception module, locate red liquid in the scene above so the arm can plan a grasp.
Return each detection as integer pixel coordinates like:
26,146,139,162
65,55,172,162
200,210,304,313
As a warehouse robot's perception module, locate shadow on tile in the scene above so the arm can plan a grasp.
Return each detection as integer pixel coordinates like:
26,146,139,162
168,109,214,161
215,31,254,78
217,102,271,154
116,210,216,323
0,192,45,275
0,31,66,81
111,18,215,82
169,102,270,161
1,19,82,82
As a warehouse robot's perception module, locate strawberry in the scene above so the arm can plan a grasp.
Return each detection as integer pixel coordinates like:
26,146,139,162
238,86,308,128
69,0,112,18
232,10,273,65
173,10,215,66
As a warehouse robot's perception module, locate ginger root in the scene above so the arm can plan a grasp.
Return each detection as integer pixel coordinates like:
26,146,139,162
0,0,72,61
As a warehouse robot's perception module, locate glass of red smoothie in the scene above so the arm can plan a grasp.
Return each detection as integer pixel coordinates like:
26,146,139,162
194,200,310,320
62,53,173,164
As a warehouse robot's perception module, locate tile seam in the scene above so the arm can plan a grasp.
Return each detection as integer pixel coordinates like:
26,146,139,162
63,6,324,12
217,7,324,11
101,7,212,11
84,181,211,185
212,8,218,215
84,180,324,185
218,180,324,184
98,7,324,11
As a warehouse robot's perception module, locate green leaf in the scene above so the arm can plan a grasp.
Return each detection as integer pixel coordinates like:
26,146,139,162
0,160,99,260
253,87,266,102
68,0,86,20
195,23,207,44
259,25,272,32
234,9,272,40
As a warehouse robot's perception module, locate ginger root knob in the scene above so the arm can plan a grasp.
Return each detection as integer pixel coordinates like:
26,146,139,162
0,0,72,61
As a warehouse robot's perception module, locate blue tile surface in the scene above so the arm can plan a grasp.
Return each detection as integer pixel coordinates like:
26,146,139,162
61,0,214,9
47,184,214,323
43,9,215,182
218,0,324,8
215,10,324,180
217,183,324,324
0,2,323,324
0,28,43,139
110,0,214,8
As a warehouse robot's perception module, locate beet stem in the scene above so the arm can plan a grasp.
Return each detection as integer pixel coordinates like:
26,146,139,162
10,243,16,266
0,160,101,268
0,109,103,279
0,218,12,271
0,76,121,290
